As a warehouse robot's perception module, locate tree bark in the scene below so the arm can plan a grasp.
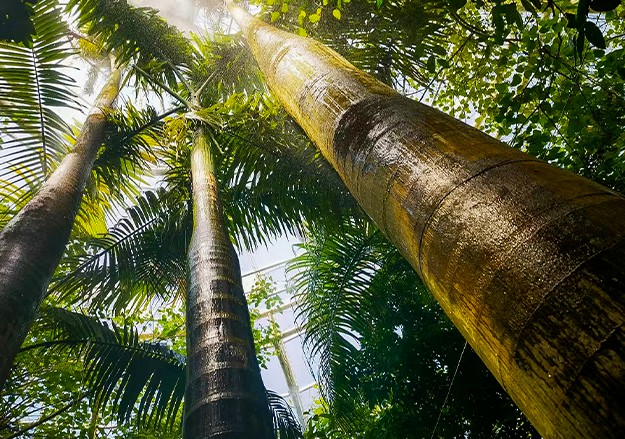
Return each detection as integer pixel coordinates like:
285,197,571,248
0,67,122,389
228,4,625,438
184,127,274,439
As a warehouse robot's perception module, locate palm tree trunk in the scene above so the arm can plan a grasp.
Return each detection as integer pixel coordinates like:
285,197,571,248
228,4,625,438
185,127,274,438
0,67,122,389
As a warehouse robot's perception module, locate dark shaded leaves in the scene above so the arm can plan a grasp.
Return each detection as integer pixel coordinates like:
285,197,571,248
267,390,304,439
589,0,622,12
0,0,37,46
584,21,607,49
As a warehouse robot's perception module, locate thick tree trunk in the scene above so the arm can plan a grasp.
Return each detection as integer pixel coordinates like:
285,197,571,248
184,127,274,439
228,4,625,438
0,68,122,389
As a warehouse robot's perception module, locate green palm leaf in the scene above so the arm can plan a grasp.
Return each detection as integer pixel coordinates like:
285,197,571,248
89,102,184,206
68,0,192,89
52,188,191,313
0,0,80,195
23,308,304,436
214,93,362,249
267,390,304,439
289,220,430,430
25,307,186,430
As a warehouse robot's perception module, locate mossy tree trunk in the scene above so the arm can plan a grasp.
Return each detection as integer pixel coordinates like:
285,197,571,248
0,67,122,389
184,127,274,438
228,4,625,438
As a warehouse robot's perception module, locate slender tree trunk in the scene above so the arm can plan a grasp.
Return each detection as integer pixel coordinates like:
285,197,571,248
228,4,625,438
184,127,274,438
0,67,122,389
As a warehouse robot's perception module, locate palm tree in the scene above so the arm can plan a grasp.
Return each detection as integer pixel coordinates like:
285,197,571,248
38,28,357,434
227,3,625,437
0,0,192,389
0,51,122,389
184,126,274,437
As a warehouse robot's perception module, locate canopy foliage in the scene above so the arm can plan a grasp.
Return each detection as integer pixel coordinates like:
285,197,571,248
1,0,624,436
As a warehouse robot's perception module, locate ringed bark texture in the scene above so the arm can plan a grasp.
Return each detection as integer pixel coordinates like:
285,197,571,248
185,129,274,439
229,5,625,438
0,68,122,389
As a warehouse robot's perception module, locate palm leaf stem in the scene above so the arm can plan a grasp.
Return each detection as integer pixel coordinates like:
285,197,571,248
49,216,157,296
117,105,185,145
133,65,190,108
192,71,217,102
168,61,193,97
19,339,178,359
31,50,48,176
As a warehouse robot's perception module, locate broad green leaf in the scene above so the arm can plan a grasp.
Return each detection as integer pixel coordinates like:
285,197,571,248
520,0,537,14
585,21,607,49
449,0,467,11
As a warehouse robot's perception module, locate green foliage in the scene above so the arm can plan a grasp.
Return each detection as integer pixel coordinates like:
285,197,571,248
0,0,79,196
292,221,538,437
252,0,452,87
52,188,192,313
412,0,625,191
68,0,192,87
29,307,186,430
248,275,283,367
158,90,361,251
91,102,182,205
268,390,305,439
188,33,265,104
213,93,362,249
1,303,303,437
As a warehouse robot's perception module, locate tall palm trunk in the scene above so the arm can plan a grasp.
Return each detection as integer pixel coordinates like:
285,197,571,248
185,127,274,438
228,4,625,438
0,67,122,389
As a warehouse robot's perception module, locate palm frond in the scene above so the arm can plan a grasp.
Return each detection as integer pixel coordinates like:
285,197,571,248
289,220,429,429
0,166,41,230
289,221,380,428
51,188,191,313
68,0,192,89
267,390,304,439
89,102,183,205
214,93,362,250
189,33,265,104
26,307,186,430
0,0,80,199
26,307,304,435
